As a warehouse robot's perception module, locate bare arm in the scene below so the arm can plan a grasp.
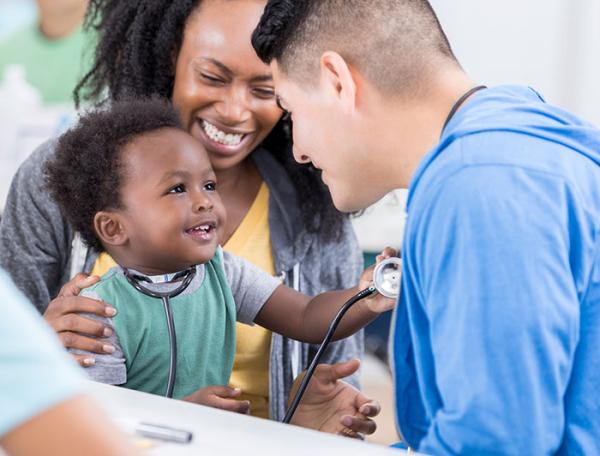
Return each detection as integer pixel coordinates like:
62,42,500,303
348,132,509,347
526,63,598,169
254,285,378,343
1,395,136,456
255,248,397,343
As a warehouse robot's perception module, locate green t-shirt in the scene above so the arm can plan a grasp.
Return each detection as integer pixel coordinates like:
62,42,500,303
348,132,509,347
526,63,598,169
85,256,238,399
0,22,95,104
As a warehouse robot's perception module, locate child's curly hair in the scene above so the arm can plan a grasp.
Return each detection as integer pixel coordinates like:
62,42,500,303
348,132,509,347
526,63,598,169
44,97,183,252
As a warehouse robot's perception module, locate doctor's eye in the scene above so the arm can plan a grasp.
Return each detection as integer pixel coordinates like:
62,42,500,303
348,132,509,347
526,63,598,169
168,184,186,194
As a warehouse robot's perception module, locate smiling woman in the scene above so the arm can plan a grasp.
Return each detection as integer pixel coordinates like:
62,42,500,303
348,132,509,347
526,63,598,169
0,0,370,433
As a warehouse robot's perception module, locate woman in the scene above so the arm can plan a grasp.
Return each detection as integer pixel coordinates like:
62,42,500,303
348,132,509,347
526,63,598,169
0,0,372,434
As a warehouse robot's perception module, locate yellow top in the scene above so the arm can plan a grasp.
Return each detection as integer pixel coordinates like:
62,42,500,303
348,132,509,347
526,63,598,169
90,252,117,278
224,183,274,419
89,183,274,419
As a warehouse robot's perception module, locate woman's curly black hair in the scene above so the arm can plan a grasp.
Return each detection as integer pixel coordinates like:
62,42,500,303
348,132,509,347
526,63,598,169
45,97,184,252
75,0,346,241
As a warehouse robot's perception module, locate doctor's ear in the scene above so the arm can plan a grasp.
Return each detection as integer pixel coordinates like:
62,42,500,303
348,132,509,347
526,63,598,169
94,211,128,247
319,51,358,112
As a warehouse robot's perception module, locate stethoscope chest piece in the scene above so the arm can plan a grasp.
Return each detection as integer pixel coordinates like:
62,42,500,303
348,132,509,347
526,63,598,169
373,257,402,299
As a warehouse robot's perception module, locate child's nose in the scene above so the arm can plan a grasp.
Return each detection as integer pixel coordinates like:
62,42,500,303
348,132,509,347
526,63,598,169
193,194,214,212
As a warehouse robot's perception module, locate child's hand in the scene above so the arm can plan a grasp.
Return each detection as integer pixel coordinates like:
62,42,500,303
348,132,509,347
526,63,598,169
183,386,251,414
359,247,400,313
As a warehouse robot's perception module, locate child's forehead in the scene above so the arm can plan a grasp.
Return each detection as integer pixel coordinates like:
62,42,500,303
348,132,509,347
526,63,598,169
121,129,212,178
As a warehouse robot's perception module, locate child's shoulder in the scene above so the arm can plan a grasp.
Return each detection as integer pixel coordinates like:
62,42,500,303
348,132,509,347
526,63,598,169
82,267,128,297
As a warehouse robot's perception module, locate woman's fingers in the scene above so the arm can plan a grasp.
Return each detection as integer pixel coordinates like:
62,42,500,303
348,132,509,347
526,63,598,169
57,273,101,297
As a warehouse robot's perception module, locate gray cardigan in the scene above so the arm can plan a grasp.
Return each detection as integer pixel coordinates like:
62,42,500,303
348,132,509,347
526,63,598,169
0,142,364,421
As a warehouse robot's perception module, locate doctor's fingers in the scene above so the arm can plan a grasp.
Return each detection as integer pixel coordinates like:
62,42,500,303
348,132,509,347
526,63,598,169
340,414,377,436
58,273,101,297
328,359,362,383
356,396,381,418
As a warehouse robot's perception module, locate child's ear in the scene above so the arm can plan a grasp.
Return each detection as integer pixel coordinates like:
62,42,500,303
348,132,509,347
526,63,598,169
94,211,128,247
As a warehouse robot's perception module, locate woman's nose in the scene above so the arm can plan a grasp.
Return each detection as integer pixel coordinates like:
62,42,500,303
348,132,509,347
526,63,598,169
215,87,250,124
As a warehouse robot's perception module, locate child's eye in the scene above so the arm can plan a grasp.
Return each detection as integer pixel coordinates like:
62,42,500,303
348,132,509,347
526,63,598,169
204,181,217,192
169,184,186,194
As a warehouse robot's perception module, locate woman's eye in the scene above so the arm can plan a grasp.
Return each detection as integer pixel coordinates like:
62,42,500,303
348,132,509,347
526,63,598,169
204,181,217,192
252,88,275,99
201,73,225,84
169,184,186,194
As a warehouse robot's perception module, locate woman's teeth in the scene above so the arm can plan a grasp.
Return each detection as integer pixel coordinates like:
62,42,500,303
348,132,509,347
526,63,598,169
201,120,244,146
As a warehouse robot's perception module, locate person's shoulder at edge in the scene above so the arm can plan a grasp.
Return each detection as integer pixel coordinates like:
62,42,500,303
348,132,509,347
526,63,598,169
0,268,86,436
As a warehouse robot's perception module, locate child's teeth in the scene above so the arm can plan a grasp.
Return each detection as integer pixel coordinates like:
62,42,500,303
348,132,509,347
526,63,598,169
202,120,244,146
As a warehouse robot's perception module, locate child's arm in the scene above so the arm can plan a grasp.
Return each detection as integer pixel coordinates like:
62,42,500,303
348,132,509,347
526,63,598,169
255,249,396,343
224,248,398,344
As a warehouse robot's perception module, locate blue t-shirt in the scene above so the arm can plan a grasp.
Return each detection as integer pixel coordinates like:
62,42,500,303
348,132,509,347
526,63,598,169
0,269,85,437
392,85,600,454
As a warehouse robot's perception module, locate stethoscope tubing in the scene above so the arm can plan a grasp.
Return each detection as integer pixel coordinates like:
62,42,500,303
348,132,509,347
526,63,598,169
282,285,378,424
123,267,196,398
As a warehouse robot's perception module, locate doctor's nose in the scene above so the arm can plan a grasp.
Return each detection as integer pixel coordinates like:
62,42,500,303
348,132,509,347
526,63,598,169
293,147,311,164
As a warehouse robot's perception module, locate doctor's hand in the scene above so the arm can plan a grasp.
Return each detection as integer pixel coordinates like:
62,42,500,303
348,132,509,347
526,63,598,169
359,247,400,313
289,359,380,438
183,386,251,415
44,273,117,367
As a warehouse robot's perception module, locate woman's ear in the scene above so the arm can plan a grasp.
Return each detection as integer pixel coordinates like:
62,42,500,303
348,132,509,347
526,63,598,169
94,211,128,247
319,51,358,113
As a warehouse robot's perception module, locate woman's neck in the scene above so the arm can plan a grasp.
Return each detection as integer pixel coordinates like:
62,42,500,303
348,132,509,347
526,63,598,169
215,159,263,245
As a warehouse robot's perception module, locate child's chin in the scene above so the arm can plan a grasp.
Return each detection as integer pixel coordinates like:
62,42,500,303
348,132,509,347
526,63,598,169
194,248,218,264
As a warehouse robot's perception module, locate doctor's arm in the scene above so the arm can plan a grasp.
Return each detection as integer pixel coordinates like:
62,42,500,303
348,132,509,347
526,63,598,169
411,167,579,455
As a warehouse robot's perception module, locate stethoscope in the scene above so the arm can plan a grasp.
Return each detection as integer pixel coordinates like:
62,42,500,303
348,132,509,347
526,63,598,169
282,257,402,423
283,85,487,424
120,85,484,422
123,267,197,398
123,257,402,422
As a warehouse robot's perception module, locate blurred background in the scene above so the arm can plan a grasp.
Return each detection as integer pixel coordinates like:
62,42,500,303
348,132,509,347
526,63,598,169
0,0,599,444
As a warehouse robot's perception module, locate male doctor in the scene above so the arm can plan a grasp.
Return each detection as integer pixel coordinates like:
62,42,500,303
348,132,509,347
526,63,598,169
252,0,600,454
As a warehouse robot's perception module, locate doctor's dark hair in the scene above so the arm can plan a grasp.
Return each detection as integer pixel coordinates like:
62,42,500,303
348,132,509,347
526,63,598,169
45,98,183,252
252,0,458,94
74,0,346,241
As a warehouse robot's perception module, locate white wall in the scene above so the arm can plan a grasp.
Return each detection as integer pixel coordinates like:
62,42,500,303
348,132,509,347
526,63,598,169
430,0,600,125
353,0,600,251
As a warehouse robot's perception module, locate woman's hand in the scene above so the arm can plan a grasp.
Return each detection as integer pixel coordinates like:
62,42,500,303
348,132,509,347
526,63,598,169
43,273,117,366
289,359,381,438
183,386,251,414
360,247,400,313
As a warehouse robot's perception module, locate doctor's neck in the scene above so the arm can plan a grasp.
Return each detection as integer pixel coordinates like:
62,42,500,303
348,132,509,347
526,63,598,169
366,65,476,190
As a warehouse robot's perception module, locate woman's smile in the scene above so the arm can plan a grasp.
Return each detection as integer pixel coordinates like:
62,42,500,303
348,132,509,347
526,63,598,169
192,117,255,157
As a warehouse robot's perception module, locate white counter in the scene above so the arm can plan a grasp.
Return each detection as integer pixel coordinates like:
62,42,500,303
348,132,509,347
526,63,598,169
92,382,409,456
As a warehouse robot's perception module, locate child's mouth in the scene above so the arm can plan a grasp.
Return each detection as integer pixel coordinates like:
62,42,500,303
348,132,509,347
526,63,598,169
185,221,217,242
